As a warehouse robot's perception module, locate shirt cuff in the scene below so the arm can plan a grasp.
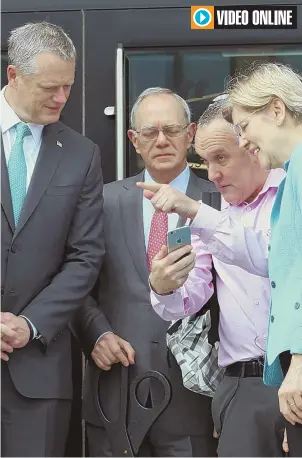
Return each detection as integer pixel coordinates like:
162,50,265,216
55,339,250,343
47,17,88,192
94,331,113,348
20,315,38,339
151,289,180,303
190,201,222,244
150,288,190,321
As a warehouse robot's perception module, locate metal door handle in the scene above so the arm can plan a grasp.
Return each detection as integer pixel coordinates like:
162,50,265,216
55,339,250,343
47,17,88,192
104,106,115,116
115,43,125,180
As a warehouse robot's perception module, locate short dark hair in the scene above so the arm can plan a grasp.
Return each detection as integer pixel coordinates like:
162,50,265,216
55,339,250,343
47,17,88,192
198,95,229,127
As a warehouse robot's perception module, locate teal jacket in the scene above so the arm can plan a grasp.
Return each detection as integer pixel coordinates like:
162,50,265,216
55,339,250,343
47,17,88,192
264,142,302,386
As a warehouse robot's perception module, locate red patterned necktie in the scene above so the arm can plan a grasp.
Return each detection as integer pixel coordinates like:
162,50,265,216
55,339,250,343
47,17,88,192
147,211,168,271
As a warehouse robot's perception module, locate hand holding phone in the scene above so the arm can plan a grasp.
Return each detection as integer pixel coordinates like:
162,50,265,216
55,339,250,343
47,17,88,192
149,226,194,295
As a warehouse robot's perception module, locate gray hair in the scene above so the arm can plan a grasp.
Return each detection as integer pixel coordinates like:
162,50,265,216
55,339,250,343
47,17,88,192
198,94,229,128
130,87,191,129
8,21,77,75
224,62,302,123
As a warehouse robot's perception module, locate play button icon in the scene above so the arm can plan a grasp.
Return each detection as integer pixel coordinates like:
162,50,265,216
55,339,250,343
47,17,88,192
193,8,212,27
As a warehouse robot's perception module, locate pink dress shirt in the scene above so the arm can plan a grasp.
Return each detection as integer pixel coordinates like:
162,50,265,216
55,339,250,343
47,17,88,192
151,169,285,367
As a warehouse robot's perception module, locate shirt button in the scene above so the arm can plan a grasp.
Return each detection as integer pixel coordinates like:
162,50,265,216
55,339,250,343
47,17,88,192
264,334,267,340
294,302,300,310
271,281,276,288
268,244,271,251
254,301,259,307
271,315,275,323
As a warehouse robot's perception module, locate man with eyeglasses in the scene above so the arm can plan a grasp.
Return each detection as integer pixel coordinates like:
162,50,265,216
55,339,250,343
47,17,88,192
73,87,217,457
138,98,287,457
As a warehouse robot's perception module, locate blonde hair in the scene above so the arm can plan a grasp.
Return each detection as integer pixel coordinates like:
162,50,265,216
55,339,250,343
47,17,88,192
224,62,302,123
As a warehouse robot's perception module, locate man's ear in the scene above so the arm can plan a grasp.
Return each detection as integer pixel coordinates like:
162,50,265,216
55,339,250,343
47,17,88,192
7,65,18,87
187,122,196,146
127,129,140,154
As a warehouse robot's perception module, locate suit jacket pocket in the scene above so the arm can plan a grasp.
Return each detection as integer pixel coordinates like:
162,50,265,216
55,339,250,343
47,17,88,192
46,185,81,196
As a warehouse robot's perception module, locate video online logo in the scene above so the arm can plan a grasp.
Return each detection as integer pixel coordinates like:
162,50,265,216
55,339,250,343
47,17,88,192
190,5,297,30
193,7,212,26
191,6,214,29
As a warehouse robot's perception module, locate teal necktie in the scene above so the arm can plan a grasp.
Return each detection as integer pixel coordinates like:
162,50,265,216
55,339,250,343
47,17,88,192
7,122,31,225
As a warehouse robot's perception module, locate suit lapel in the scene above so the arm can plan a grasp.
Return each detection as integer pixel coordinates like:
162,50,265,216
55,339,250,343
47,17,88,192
119,171,149,284
13,122,64,239
177,170,203,227
1,142,15,232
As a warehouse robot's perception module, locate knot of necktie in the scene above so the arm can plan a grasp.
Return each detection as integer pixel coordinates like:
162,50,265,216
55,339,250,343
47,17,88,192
15,122,31,141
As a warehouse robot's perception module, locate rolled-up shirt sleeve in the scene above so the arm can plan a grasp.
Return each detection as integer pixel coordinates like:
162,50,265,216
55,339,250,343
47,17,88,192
191,202,269,278
150,233,214,321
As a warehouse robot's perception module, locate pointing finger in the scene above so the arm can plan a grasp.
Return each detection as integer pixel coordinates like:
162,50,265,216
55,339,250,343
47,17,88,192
136,182,163,192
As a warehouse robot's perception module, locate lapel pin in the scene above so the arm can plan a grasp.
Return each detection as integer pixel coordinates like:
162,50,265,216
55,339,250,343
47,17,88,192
56,141,62,147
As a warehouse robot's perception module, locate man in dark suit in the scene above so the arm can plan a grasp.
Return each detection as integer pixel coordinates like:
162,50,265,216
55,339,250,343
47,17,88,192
1,22,104,457
74,88,217,457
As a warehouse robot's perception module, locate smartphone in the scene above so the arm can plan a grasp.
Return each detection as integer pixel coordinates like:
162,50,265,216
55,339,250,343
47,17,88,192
167,226,191,253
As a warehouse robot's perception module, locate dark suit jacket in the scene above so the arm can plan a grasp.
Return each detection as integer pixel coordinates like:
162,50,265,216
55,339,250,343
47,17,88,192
1,121,105,400
74,169,217,436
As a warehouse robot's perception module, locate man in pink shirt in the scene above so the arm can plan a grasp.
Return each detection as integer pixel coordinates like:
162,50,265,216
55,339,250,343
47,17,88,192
138,100,286,457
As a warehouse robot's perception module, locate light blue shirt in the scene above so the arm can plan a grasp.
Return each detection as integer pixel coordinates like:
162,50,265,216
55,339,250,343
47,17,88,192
1,86,44,339
1,86,44,188
143,166,190,248
264,141,302,387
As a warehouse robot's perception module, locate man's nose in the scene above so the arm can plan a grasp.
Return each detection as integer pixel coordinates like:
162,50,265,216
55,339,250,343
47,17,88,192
53,87,68,105
155,130,169,146
207,165,221,182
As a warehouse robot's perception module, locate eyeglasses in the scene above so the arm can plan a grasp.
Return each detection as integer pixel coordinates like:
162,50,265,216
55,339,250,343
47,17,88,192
233,107,265,138
135,124,189,141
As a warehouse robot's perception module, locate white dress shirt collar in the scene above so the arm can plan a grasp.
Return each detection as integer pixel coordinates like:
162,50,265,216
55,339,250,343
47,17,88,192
1,86,44,145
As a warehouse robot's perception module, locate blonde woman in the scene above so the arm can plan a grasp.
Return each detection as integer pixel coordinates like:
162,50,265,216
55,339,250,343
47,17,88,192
224,62,302,455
